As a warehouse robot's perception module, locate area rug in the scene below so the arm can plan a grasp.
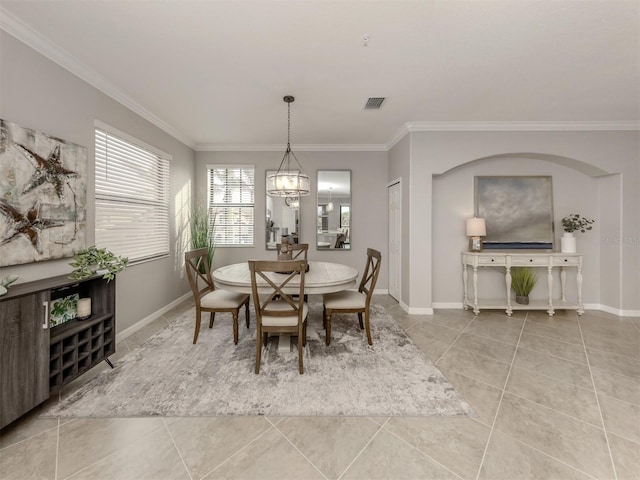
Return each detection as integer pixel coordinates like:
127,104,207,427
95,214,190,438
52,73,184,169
41,303,476,417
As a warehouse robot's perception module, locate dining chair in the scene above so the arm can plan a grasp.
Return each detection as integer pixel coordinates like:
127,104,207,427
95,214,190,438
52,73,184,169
185,248,250,345
322,248,381,345
249,259,308,374
275,242,309,260
334,233,346,248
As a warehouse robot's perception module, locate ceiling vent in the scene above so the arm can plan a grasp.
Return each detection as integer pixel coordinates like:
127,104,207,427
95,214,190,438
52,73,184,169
364,97,385,109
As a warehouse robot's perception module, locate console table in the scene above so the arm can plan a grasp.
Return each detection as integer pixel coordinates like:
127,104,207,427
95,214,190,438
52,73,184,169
461,251,583,316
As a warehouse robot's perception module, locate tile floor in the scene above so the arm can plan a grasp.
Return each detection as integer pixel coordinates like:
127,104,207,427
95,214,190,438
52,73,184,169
1,295,639,479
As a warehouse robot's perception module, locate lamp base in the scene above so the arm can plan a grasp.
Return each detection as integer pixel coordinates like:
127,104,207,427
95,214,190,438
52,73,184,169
469,236,483,252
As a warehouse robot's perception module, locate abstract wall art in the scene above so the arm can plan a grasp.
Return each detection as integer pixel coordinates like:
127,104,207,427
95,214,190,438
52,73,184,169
475,176,554,250
0,119,87,266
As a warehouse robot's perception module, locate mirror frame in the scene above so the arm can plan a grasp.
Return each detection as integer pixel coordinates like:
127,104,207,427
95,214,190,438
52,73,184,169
265,170,301,250
316,170,351,251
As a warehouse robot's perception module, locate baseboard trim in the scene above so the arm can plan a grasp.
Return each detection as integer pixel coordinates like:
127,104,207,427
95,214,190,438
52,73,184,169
584,303,640,317
374,288,388,295
117,292,192,341
399,300,433,315
432,302,464,310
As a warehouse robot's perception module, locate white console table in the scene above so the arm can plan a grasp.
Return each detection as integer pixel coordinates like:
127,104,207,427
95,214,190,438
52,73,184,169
461,251,583,317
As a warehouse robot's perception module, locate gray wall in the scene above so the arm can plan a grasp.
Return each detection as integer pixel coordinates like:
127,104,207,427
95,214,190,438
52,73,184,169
0,32,196,332
195,150,389,289
409,130,640,313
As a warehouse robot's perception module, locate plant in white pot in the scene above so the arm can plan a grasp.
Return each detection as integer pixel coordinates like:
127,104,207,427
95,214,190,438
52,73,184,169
560,214,595,253
69,246,128,282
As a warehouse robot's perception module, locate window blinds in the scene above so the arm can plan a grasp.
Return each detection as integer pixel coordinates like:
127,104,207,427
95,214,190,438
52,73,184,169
207,166,255,246
95,127,170,263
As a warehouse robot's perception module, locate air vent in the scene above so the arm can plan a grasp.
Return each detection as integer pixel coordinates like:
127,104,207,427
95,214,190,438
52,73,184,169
364,97,385,109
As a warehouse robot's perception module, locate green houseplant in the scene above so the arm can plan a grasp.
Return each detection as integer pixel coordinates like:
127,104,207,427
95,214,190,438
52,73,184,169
190,204,216,273
69,246,128,282
511,267,537,305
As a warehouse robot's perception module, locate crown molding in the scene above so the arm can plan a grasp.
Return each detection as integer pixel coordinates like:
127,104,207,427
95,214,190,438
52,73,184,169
0,7,196,150
405,121,640,132
196,143,388,152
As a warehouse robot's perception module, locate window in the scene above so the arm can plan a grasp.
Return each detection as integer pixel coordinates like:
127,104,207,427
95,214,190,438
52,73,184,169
94,122,170,263
207,165,254,246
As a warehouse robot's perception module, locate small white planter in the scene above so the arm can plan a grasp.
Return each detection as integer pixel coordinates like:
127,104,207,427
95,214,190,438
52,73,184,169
561,232,577,253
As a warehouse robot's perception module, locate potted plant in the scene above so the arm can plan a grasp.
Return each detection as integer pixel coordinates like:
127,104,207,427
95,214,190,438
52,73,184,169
560,214,595,253
190,204,216,273
511,267,537,305
69,246,128,282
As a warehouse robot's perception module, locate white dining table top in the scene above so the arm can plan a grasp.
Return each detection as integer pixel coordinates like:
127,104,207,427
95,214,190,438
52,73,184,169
212,261,358,294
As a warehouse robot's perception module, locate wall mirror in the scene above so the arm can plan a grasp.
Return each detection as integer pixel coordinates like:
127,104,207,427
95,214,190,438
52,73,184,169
266,170,300,250
317,170,351,250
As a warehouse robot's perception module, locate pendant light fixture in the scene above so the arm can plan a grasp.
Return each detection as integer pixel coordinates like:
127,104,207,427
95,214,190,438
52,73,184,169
266,96,311,197
326,187,334,212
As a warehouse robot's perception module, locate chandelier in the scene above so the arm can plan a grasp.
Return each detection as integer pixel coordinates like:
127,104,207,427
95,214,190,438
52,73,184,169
266,96,311,197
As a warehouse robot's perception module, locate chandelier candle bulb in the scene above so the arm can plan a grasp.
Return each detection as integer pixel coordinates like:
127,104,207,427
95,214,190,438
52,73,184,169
77,298,91,320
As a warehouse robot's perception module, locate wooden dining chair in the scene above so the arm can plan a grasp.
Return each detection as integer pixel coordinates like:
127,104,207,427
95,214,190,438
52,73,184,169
334,233,346,248
249,259,308,374
185,248,250,345
275,243,309,260
322,248,381,346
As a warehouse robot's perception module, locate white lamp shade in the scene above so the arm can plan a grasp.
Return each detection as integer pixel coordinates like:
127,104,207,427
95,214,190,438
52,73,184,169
267,171,310,197
466,217,486,237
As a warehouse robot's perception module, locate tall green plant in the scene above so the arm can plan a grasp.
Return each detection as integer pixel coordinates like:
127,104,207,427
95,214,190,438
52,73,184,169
511,267,537,296
190,204,216,273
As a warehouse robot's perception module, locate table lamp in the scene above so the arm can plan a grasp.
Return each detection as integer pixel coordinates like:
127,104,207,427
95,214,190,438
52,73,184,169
466,217,486,252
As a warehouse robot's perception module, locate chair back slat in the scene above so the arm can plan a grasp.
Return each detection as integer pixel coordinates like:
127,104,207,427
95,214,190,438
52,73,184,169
249,260,307,323
358,248,382,302
185,248,215,303
275,243,309,261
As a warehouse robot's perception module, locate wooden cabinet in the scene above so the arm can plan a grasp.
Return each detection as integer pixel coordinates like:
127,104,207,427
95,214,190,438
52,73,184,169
0,274,116,429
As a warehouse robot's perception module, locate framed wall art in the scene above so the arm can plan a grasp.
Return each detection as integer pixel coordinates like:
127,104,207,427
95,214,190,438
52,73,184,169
0,119,87,266
475,176,554,250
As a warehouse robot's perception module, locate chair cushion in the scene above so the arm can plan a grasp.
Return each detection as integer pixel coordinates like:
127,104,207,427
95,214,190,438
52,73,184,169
201,290,249,309
262,301,308,327
323,290,366,310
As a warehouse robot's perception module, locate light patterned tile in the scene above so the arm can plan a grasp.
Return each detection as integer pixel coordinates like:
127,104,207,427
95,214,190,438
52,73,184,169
168,417,272,479
410,333,452,363
276,417,380,479
506,366,601,425
523,320,584,345
608,433,640,480
494,393,614,479
386,417,490,479
203,427,324,479
0,412,58,449
437,346,511,389
591,367,640,406
406,321,461,344
582,332,640,360
518,332,588,364
57,417,166,479
444,371,502,427
342,429,459,480
587,349,640,379
579,317,640,343
479,430,593,480
452,332,516,363
0,428,58,480
463,318,522,345
598,394,640,444
65,425,190,479
513,347,593,389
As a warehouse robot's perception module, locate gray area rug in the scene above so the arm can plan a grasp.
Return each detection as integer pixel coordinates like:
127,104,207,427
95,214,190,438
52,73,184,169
41,303,476,417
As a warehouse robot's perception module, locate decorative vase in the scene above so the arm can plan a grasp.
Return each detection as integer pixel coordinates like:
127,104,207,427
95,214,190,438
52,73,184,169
561,232,577,253
515,295,529,305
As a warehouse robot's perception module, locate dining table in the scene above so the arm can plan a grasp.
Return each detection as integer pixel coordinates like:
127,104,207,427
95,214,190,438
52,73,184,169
212,261,358,351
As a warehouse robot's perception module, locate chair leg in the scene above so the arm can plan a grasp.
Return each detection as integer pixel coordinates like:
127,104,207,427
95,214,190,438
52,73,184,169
322,304,326,328
232,311,239,345
255,324,262,374
193,307,202,344
298,330,304,374
364,310,373,345
358,312,364,330
263,332,268,346
245,301,250,328
209,312,215,328
302,321,307,346
325,311,332,346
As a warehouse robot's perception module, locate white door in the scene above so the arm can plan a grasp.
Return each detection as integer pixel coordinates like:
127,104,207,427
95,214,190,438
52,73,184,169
388,180,401,301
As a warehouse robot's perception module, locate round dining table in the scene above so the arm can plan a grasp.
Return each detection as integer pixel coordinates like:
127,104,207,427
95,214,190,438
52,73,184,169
212,261,358,295
212,261,358,353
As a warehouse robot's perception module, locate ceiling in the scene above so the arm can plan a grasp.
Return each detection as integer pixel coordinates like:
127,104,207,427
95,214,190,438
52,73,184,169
1,1,638,150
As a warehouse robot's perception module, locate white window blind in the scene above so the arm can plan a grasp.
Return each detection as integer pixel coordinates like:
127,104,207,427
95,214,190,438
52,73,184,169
95,127,170,263
207,165,254,246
